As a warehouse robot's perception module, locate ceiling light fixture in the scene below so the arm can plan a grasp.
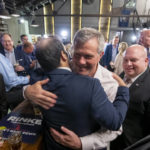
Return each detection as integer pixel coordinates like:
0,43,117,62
30,8,39,27
30,20,39,27
11,0,20,17
11,10,20,17
0,0,11,19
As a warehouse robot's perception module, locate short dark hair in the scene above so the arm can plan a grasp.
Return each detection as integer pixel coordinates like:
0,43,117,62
20,34,27,40
36,36,66,72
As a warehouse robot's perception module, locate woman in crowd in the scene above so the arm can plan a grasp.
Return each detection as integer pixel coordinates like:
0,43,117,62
111,42,128,75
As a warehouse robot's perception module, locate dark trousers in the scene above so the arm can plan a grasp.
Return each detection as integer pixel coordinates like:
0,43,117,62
6,85,24,110
110,134,127,150
0,74,8,119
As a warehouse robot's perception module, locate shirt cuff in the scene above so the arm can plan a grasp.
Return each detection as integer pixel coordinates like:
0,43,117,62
80,136,94,150
23,85,30,100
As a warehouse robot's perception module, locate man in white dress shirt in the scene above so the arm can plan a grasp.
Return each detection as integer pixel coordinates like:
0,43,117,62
24,28,122,150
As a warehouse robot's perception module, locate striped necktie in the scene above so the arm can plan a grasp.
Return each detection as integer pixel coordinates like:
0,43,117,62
124,76,132,84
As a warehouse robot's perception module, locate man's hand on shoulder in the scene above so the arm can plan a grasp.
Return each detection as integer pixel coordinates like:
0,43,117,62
112,73,126,87
24,79,57,109
50,126,82,150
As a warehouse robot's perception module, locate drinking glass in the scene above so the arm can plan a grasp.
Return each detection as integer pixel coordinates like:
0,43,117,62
14,60,20,68
0,130,4,147
8,131,22,150
0,130,3,138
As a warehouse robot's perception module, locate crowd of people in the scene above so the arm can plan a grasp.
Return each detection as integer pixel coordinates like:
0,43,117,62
0,27,150,150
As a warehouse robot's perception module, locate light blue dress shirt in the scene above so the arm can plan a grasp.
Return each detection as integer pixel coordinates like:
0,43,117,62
4,49,17,66
0,54,29,92
111,46,118,62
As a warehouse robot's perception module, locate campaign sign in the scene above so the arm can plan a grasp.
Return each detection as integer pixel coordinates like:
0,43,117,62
0,112,43,144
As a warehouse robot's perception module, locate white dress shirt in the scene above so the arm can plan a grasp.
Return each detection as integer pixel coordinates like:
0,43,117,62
80,64,122,150
124,70,145,87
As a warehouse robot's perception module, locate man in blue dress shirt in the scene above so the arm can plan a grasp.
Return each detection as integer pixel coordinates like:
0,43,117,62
0,33,31,76
0,53,30,109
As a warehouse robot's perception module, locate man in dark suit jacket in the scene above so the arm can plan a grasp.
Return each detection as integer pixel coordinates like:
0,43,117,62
22,41,37,74
33,36,129,150
110,44,150,150
0,74,8,119
103,35,119,71
0,33,31,75
16,34,29,52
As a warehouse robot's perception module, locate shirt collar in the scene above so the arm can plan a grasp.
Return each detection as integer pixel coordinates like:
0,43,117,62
125,68,147,87
4,48,14,54
94,63,101,78
58,67,72,72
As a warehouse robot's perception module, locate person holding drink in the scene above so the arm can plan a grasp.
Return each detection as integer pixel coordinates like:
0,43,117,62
0,33,31,76
0,131,22,150
8,131,22,150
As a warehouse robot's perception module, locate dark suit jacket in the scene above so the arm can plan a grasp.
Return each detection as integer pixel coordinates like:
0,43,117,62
0,48,31,74
16,44,23,51
0,74,8,119
103,44,118,69
111,68,150,150
32,68,129,150
16,44,37,61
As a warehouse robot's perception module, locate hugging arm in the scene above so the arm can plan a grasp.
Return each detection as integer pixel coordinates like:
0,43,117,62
24,79,57,109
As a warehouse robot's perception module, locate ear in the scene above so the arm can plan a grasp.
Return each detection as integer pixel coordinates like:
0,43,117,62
145,57,149,66
61,51,68,61
99,51,104,59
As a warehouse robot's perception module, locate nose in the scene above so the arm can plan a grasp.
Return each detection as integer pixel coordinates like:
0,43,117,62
126,60,132,66
79,56,86,65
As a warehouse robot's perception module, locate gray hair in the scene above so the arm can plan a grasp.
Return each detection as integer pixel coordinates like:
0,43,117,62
0,33,12,42
72,27,105,54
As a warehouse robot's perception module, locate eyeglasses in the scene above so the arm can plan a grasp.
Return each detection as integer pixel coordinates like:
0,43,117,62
2,40,12,43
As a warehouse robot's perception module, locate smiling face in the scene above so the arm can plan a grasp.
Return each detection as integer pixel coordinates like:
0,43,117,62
1,34,14,51
72,37,102,77
123,45,148,78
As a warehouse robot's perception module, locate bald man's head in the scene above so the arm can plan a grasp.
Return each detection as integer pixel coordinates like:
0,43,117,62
123,44,148,78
